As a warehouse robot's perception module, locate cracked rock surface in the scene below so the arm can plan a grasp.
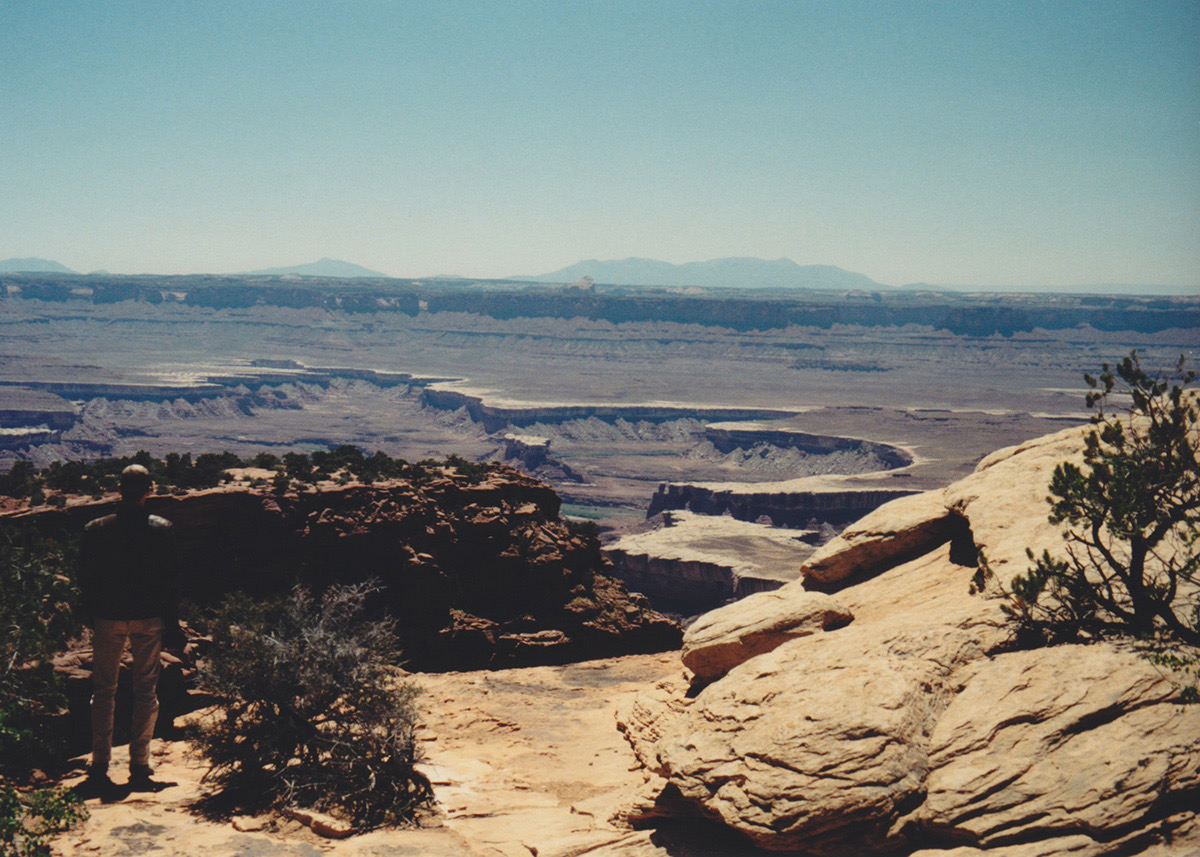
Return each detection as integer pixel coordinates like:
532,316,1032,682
618,423,1200,855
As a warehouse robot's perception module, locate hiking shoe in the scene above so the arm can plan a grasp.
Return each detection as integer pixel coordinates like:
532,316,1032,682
74,768,117,799
128,763,171,793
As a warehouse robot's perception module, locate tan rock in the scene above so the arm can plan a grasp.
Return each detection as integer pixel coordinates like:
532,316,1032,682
680,587,852,682
801,490,957,584
942,424,1087,584
909,808,1200,857
627,548,988,855
909,838,1107,857
54,653,697,857
915,644,1200,846
619,422,1200,854
615,675,693,775
284,806,355,838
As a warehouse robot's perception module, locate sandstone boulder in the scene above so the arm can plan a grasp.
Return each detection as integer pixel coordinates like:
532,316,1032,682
941,425,1087,583
680,587,852,682
801,490,960,584
625,544,991,855
619,423,1200,855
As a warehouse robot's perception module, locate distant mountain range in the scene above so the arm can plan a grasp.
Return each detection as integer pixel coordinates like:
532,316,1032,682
518,257,884,291
3,255,1193,295
240,258,388,278
0,257,78,274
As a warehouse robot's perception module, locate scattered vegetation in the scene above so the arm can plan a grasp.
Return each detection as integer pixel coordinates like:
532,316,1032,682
0,447,502,503
0,524,80,769
973,351,1199,698
564,517,601,541
0,524,85,856
191,581,432,828
0,784,86,857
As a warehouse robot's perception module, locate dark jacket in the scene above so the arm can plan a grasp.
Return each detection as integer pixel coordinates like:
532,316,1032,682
79,503,180,623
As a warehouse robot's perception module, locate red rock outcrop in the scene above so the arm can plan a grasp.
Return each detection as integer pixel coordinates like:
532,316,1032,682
13,466,681,673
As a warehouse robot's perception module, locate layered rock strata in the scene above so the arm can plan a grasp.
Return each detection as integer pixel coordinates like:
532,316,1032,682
704,421,912,469
604,511,817,614
646,480,919,527
618,425,1200,856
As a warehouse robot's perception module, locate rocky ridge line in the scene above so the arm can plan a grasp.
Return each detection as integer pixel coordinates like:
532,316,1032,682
11,465,681,673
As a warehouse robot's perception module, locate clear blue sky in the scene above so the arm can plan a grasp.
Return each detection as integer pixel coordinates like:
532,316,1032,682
2,1,1198,288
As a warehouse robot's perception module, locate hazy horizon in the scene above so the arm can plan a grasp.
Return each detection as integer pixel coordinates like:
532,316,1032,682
3,254,1198,296
3,1,1198,292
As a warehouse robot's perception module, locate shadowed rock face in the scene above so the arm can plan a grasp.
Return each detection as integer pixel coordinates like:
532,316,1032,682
646,482,919,528
18,466,681,673
604,511,818,615
618,424,1200,856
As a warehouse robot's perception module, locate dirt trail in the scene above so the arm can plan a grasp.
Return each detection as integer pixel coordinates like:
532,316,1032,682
53,652,757,857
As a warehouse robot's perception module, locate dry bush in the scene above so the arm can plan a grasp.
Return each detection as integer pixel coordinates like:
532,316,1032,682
192,581,432,828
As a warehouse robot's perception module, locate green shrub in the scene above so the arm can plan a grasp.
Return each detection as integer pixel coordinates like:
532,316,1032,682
0,524,80,769
0,463,36,500
0,524,85,856
41,462,86,495
973,352,1198,697
0,784,86,857
444,454,491,484
192,582,431,828
250,452,280,470
282,452,315,483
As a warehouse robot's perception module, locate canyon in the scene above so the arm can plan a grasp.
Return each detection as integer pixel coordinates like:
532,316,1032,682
2,275,1198,854
40,419,1200,857
9,274,1186,610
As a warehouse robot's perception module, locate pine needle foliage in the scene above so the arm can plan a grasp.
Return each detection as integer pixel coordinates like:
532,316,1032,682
192,581,432,828
0,524,80,769
972,351,1199,697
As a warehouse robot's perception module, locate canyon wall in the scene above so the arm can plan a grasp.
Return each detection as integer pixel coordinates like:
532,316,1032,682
646,482,919,527
421,385,789,433
704,423,912,468
6,273,1199,338
606,550,789,616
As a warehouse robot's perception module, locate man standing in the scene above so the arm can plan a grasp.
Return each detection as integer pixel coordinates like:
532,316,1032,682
79,464,181,788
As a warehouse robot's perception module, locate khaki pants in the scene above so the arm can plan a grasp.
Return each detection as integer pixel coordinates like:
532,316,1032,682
91,617,163,772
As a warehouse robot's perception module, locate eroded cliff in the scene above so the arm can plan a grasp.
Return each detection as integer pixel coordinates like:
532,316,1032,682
13,465,681,672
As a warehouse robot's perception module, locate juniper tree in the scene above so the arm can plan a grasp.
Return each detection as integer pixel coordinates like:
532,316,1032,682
980,352,1199,651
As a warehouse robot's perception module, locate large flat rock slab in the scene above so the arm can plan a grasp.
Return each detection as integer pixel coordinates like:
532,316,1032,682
57,653,766,857
604,510,817,613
